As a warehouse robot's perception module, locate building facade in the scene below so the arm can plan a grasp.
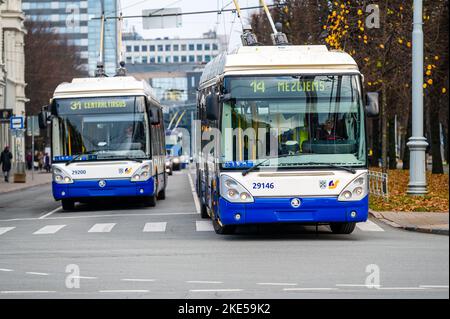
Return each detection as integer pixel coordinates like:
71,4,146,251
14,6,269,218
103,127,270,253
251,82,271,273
22,0,118,76
124,32,223,66
0,0,28,166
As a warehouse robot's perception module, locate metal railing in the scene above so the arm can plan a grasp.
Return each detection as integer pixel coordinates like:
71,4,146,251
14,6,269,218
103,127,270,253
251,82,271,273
368,170,389,200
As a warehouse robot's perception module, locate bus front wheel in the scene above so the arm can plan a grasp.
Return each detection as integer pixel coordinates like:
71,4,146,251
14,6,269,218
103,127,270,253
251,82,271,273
330,222,356,234
62,199,75,211
144,195,157,207
212,218,236,235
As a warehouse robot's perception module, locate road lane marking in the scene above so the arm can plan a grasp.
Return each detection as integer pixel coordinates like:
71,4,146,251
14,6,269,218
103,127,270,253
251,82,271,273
0,227,15,236
356,220,385,232
378,287,428,291
336,284,371,288
187,281,223,284
0,268,14,272
419,285,449,289
0,212,198,223
188,173,201,215
257,283,298,286
196,221,214,232
26,272,50,276
121,279,156,282
1,291,55,295
189,289,243,293
71,276,97,280
88,223,116,233
39,207,62,219
99,290,149,293
284,288,338,291
143,222,167,233
33,225,66,235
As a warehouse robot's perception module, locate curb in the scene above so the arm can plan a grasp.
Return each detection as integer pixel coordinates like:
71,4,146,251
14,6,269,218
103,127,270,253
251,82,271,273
369,210,449,236
0,181,51,195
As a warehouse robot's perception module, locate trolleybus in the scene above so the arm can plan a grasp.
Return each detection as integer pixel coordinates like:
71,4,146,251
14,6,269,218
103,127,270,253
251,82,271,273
196,45,378,234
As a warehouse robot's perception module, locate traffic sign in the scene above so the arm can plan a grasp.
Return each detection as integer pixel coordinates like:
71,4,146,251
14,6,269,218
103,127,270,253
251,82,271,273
10,116,24,130
0,109,13,122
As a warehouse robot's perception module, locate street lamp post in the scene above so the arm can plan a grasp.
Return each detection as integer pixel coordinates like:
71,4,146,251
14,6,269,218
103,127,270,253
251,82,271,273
407,0,428,195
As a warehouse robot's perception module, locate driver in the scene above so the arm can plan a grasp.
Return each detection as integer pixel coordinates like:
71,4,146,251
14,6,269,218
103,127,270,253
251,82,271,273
318,119,342,141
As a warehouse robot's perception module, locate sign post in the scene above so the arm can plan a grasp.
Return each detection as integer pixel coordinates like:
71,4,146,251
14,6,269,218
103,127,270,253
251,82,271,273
10,116,26,183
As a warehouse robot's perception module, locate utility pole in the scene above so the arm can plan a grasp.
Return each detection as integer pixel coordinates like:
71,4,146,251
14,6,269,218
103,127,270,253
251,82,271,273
407,0,428,195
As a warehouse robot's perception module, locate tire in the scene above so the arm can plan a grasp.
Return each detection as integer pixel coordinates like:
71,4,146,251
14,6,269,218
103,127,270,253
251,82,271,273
330,222,356,234
62,199,75,211
157,188,166,200
212,217,236,235
143,195,157,207
200,201,209,219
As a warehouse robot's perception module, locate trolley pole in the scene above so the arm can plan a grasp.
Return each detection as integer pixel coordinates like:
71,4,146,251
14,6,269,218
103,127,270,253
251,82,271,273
407,0,428,195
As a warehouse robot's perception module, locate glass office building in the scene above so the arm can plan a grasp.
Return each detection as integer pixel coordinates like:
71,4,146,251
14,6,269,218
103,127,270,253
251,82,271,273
22,0,118,76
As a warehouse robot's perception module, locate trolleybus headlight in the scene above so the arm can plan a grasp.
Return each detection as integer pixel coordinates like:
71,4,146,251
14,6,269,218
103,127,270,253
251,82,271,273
131,164,152,182
220,175,254,203
53,167,73,184
338,173,368,201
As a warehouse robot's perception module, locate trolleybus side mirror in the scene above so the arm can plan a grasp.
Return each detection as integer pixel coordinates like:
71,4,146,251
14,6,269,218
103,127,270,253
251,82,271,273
365,92,380,117
150,108,160,125
206,93,219,121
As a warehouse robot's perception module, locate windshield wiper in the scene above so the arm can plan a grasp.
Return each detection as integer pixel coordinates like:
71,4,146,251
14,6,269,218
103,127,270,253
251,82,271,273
297,162,357,174
65,150,99,166
242,153,302,176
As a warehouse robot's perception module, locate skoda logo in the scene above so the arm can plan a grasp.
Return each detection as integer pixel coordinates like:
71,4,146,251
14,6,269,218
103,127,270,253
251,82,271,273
291,198,302,208
98,180,107,188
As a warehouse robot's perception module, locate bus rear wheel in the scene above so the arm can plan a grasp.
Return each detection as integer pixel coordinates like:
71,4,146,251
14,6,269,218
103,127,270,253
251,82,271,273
62,199,75,211
212,218,236,235
330,222,356,234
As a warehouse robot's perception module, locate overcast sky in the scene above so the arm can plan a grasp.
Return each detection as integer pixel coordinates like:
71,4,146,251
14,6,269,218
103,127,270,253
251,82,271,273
117,0,273,51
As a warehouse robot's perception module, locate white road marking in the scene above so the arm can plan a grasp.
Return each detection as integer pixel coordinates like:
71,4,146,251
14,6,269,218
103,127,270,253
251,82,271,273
71,276,97,280
0,212,197,223
336,284,371,288
419,285,449,289
376,287,426,290
187,281,223,284
88,223,116,233
33,225,66,235
143,222,167,233
26,272,49,276
190,289,243,292
99,290,149,293
39,207,62,219
121,278,156,282
188,173,201,215
257,283,298,286
356,220,385,232
0,268,14,272
284,288,338,291
0,227,15,236
196,221,214,232
1,291,56,294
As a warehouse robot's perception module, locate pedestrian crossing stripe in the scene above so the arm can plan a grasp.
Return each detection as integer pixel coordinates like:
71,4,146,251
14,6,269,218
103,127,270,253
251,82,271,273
356,220,385,232
143,222,167,232
88,223,116,233
0,220,385,236
0,227,15,236
33,225,66,235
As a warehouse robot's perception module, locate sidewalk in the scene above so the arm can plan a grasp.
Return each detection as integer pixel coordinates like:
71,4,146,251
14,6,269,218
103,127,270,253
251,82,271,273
0,170,52,195
370,210,449,235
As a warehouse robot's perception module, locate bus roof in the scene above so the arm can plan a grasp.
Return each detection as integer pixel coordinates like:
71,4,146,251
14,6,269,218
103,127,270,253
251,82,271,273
53,76,158,102
200,45,360,87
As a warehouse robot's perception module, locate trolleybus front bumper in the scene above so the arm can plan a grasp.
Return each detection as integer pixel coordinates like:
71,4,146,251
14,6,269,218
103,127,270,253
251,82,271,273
52,178,155,201
218,196,369,225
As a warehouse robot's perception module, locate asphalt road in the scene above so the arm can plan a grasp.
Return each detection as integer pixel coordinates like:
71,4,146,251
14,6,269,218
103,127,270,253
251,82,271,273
0,169,448,299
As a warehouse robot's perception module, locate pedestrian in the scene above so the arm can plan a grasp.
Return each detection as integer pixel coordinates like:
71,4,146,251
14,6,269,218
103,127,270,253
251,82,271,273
38,151,43,171
26,151,32,170
0,146,13,183
44,153,51,173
